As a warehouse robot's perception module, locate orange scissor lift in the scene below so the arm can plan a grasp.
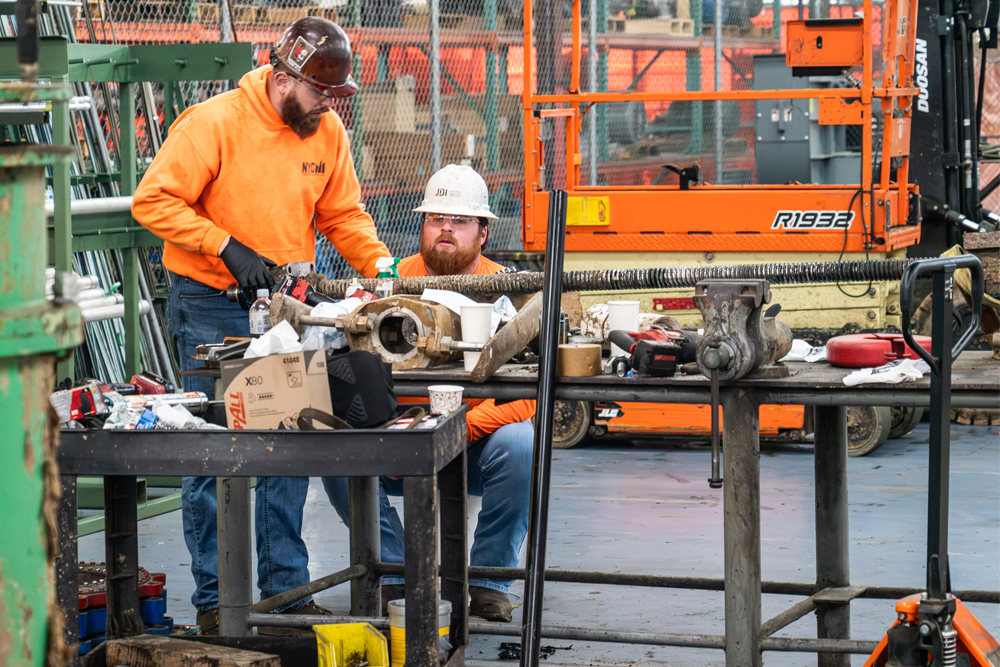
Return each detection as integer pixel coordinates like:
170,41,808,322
521,0,925,450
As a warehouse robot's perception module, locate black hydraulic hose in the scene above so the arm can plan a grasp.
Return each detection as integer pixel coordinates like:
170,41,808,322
520,190,567,667
976,29,988,161
311,258,929,297
954,14,978,218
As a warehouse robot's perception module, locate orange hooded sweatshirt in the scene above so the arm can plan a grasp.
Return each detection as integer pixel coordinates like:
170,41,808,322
132,65,389,289
398,253,536,442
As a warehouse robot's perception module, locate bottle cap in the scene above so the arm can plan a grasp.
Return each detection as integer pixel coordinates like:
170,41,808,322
256,288,269,298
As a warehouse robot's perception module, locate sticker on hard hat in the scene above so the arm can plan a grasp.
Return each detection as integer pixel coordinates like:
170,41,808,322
288,36,317,72
770,210,854,230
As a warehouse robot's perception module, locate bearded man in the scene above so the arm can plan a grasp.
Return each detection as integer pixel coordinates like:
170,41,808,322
324,165,536,622
132,18,390,633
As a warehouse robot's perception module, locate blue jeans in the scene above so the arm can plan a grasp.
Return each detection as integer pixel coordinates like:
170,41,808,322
169,273,313,613
323,420,534,593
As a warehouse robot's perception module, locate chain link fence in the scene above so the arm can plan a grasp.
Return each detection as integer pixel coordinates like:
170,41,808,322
9,0,995,281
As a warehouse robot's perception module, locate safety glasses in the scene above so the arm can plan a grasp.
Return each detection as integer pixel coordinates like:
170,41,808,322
425,214,481,228
283,69,358,99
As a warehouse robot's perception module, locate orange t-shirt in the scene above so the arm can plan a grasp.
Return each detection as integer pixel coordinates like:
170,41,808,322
132,65,390,289
398,253,536,442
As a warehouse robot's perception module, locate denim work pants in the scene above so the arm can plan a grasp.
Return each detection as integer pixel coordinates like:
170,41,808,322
323,419,534,593
168,273,314,612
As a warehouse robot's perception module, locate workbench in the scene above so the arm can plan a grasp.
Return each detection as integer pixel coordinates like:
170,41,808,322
56,406,469,667
54,354,999,667
388,351,998,667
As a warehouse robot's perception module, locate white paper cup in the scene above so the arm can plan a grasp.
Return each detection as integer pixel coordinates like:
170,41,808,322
428,385,464,415
460,303,494,372
607,300,640,357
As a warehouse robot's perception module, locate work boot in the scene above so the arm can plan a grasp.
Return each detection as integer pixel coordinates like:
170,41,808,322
469,586,512,623
196,608,219,635
257,599,333,637
381,584,406,616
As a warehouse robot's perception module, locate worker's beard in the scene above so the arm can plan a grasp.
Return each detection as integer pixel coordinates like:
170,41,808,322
421,232,481,275
280,94,326,139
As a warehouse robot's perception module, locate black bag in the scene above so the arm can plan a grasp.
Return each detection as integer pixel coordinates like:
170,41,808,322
322,350,398,428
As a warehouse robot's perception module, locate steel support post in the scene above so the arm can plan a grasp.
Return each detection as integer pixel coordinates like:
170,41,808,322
522,191,568,667
813,406,851,667
430,0,442,173
588,0,598,184
52,74,74,381
485,0,499,172
404,475,439,667
596,0,609,161
773,0,781,39
217,477,252,636
686,0,704,155
713,0,724,183
103,474,144,638
350,0,364,179
439,449,468,656
349,477,382,617
722,388,761,667
57,475,79,650
118,81,141,381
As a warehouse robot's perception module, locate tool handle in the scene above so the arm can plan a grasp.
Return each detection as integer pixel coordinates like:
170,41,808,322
900,255,984,372
608,330,636,355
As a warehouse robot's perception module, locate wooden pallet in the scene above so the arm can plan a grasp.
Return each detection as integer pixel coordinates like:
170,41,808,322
622,17,695,36
703,24,775,40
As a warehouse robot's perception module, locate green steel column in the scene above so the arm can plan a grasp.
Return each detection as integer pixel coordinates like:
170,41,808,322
596,0,609,162
119,82,141,380
772,0,781,40
350,0,364,180
0,135,83,666
499,46,509,94
685,0,704,155
51,75,74,381
485,0,499,172
376,44,390,83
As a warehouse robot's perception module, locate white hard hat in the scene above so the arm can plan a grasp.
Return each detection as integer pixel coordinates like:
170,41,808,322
412,164,498,220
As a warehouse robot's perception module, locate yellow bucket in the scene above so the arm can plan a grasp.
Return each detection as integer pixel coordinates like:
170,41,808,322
315,623,389,667
387,599,452,667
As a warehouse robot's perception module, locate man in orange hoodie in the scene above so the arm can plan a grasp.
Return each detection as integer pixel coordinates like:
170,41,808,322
323,165,535,622
131,18,391,634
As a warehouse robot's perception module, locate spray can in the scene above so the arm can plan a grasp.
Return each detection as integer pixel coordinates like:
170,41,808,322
375,257,401,299
249,289,271,337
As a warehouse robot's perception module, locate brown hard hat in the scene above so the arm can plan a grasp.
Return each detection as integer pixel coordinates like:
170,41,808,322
271,17,359,98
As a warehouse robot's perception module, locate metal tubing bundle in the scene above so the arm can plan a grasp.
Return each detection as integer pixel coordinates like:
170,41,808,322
313,258,927,297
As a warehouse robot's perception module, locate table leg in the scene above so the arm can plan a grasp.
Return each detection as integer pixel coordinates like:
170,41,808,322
350,476,382,617
439,450,468,657
217,477,252,636
57,475,78,650
813,406,851,667
103,475,144,638
404,475,439,667
722,389,761,667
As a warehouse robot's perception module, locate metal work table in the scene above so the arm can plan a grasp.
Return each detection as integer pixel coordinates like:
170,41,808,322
55,407,469,667
382,351,999,667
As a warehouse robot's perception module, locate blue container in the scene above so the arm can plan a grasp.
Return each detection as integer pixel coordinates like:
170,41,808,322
141,596,166,625
88,607,107,635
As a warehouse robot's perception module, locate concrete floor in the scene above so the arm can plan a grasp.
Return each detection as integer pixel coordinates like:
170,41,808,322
79,423,1000,665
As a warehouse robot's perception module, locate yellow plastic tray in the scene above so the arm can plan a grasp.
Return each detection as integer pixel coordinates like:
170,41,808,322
315,622,390,667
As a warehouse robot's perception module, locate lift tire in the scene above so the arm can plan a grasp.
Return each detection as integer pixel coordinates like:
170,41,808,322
553,400,592,449
888,405,924,440
847,405,893,457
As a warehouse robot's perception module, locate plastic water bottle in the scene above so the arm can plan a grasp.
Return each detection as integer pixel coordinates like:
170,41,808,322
249,288,271,337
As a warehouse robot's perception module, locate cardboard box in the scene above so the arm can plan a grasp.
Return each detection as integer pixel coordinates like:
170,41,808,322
221,350,332,430
360,76,416,134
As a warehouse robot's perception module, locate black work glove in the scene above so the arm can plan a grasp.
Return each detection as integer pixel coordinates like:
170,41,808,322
220,237,277,297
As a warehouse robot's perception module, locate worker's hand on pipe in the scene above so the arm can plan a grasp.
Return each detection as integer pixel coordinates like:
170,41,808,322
220,237,278,295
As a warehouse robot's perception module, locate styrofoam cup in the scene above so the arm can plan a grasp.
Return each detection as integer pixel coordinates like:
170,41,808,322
607,300,640,357
428,385,464,415
460,303,493,372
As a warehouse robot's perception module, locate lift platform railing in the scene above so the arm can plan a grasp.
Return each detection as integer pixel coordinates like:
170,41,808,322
520,0,923,255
